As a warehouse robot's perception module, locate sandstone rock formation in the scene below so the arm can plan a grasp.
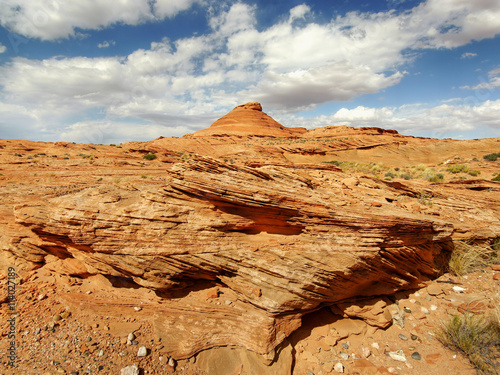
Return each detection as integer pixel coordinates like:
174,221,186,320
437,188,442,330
193,102,306,137
1,103,500,374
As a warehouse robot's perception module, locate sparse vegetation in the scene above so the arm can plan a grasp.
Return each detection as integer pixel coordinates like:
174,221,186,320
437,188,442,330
141,174,148,179
493,173,500,182
447,164,470,174
468,170,481,177
417,191,433,206
143,153,157,161
438,312,500,374
448,241,498,277
438,240,500,373
483,152,500,162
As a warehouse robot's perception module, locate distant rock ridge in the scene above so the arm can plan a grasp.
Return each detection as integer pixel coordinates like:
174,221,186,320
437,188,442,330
193,102,306,137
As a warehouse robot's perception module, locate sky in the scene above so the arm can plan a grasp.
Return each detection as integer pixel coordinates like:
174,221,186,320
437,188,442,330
0,0,500,144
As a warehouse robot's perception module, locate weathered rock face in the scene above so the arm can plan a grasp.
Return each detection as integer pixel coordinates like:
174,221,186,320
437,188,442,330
193,102,306,137
8,154,500,359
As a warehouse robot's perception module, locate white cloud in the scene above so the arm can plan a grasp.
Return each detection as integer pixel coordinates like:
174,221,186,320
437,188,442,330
0,0,201,40
460,67,500,90
1,1,500,142
97,40,115,48
58,120,192,144
461,52,477,59
284,100,500,137
248,63,403,110
153,0,199,19
289,4,311,23
0,44,6,53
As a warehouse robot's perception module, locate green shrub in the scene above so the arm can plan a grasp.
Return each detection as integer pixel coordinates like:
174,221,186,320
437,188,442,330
143,153,157,161
400,173,411,180
447,164,470,174
385,171,396,179
483,153,500,162
493,173,500,182
468,170,481,177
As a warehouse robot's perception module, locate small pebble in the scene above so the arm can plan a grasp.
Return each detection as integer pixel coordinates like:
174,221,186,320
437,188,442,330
411,352,421,360
61,311,71,319
137,346,147,357
53,314,62,322
342,342,349,349
120,365,139,375
362,347,371,358
225,300,232,305
371,342,380,349
334,362,344,373
35,328,41,334
128,333,135,341
430,305,438,311
38,293,46,301
399,334,408,341
339,351,349,360
98,349,104,357
388,350,406,362
168,357,176,368
411,334,418,340
134,306,142,311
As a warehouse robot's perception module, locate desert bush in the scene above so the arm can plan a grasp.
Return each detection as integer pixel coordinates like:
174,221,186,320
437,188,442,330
143,153,157,161
447,164,470,174
385,171,396,179
438,313,500,374
399,173,411,180
468,170,481,177
448,241,498,277
483,153,500,162
493,173,500,182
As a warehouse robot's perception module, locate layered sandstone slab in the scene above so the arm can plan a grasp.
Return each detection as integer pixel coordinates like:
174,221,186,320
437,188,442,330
6,155,499,359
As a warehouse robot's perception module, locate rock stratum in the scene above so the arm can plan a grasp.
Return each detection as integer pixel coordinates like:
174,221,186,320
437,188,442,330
1,103,500,374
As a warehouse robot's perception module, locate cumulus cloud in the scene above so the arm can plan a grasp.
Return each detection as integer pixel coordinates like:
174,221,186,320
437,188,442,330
153,0,199,19
1,1,500,142
0,0,200,40
284,99,500,137
249,64,403,110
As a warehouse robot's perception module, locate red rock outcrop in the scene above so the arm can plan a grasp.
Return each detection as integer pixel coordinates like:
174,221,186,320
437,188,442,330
193,102,306,137
5,154,500,360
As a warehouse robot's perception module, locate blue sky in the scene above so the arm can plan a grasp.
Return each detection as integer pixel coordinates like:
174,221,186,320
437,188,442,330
0,0,500,144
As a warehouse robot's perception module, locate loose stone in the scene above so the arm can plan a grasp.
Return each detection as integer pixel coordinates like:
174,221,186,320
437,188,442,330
120,365,139,375
137,346,147,357
334,362,344,373
411,352,421,360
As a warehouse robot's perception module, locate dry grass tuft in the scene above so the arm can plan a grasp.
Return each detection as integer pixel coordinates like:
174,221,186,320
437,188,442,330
438,311,500,374
448,241,498,277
